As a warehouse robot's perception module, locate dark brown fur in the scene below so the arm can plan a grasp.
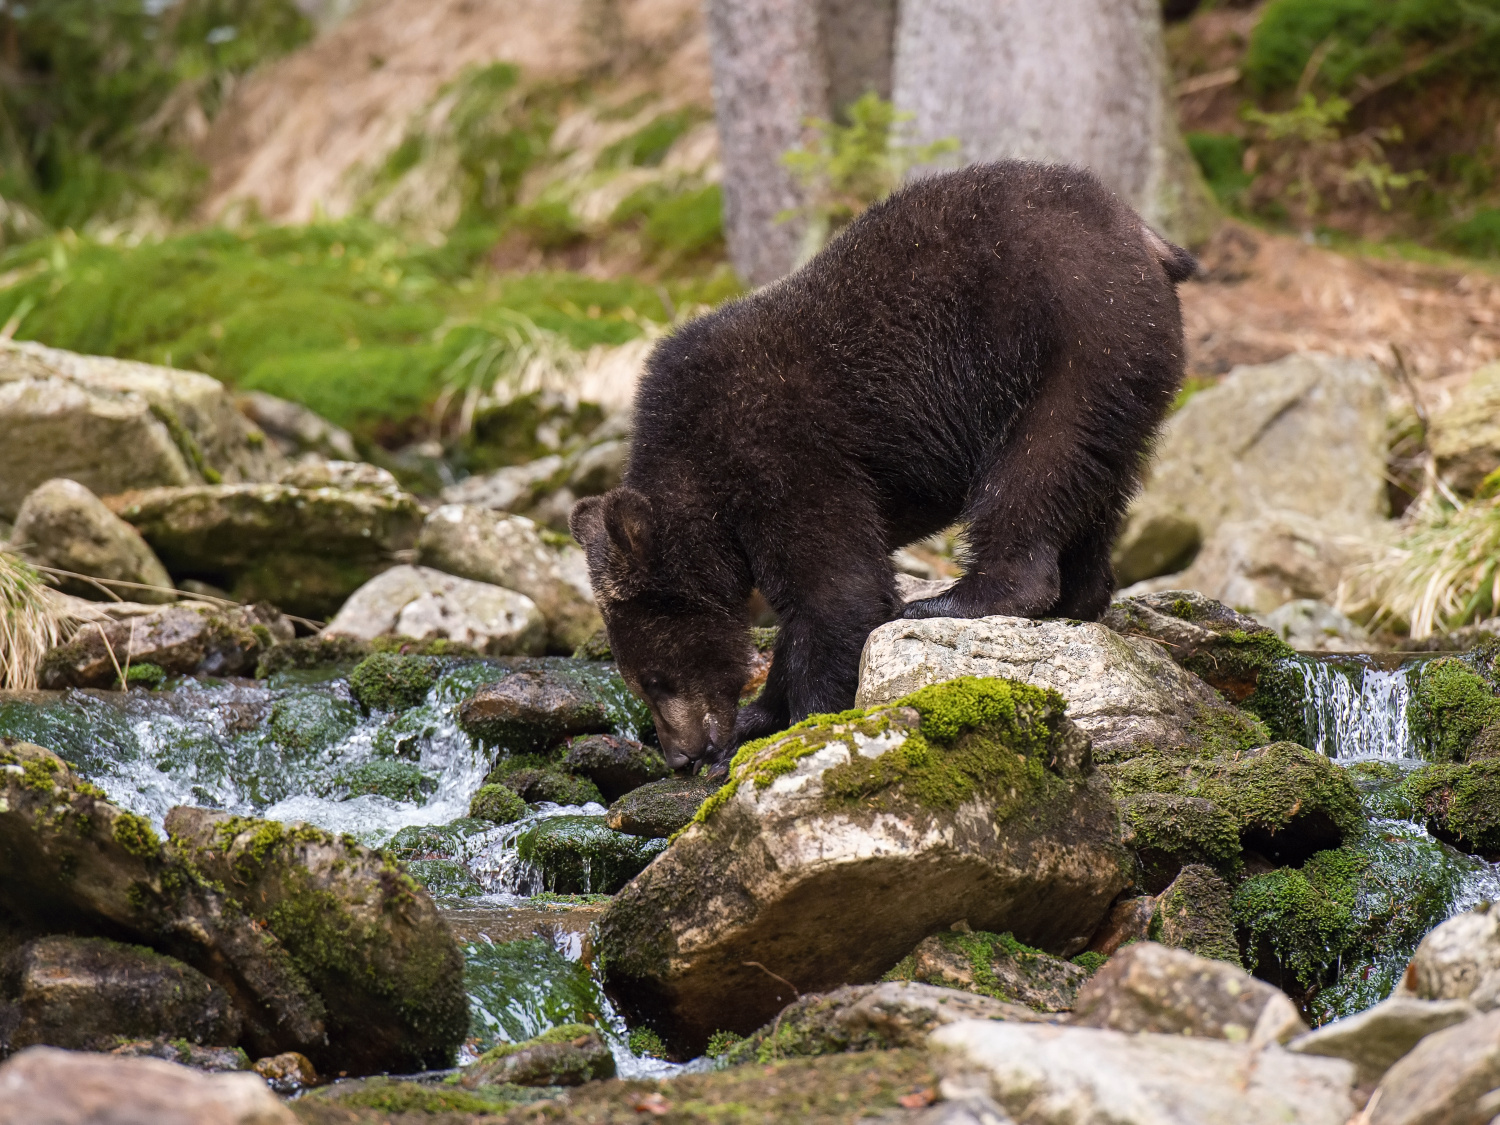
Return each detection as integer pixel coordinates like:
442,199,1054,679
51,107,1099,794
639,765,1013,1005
571,162,1195,772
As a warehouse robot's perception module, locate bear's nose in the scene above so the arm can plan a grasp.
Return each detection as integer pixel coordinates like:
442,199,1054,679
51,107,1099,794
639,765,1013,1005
663,746,695,770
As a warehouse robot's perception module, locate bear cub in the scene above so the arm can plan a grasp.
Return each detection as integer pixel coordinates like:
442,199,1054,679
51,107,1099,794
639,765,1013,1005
571,161,1196,774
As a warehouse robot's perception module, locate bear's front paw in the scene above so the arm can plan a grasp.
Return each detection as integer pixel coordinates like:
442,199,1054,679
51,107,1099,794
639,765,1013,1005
900,592,959,619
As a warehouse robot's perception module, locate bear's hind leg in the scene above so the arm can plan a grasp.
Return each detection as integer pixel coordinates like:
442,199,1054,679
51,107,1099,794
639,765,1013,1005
1049,522,1117,620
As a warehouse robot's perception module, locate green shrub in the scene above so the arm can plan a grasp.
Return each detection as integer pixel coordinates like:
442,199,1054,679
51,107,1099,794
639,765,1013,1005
1187,132,1253,207
1442,209,1500,258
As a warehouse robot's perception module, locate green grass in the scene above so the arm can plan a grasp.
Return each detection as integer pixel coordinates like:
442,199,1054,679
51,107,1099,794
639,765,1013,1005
1443,209,1500,258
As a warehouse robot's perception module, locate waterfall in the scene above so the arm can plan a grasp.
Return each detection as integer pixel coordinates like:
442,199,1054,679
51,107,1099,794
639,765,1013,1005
1298,658,1419,761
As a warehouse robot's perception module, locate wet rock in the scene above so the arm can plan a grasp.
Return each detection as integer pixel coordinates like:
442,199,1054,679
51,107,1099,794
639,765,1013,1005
1368,1008,1500,1125
236,391,358,461
1085,895,1157,958
1149,865,1242,965
405,859,484,899
459,666,613,749
1287,994,1479,1088
460,1024,615,1088
417,505,601,652
856,615,1266,763
1407,653,1500,763
1070,942,1305,1044
164,805,469,1072
0,1046,296,1125
1121,509,1386,617
1113,352,1387,586
12,478,175,603
606,775,720,838
515,815,666,895
1101,590,1291,703
347,651,442,711
470,783,529,824
39,602,293,689
0,935,240,1053
930,1020,1355,1125
1402,762,1500,856
722,982,1046,1065
1110,741,1364,866
484,764,603,807
597,678,1132,1053
253,633,371,679
1118,792,1240,892
1430,361,1500,494
563,733,669,802
108,481,422,618
325,564,546,657
1257,599,1371,653
251,1051,318,1094
110,1039,251,1073
888,931,1089,1013
1400,905,1500,1011
386,818,493,862
0,339,282,521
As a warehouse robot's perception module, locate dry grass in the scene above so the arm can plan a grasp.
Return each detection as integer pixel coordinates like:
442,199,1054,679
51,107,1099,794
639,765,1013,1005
0,551,75,691
1340,492,1500,639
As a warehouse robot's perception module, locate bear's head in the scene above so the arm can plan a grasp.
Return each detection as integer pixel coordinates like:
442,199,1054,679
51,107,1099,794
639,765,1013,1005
570,487,749,770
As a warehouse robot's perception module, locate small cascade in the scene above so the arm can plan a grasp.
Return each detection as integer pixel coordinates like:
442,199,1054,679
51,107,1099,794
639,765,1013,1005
1297,658,1419,761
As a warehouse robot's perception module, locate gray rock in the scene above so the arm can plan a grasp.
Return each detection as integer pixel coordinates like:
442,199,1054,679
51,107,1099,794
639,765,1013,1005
930,1019,1356,1125
458,665,613,749
723,981,1045,1064
597,681,1132,1053
441,454,565,512
914,1089,1017,1125
0,340,283,520
236,391,358,461
325,565,546,657
0,1046,296,1125
1430,361,1500,495
109,481,423,618
1113,352,1388,586
39,602,293,689
1288,994,1479,1088
250,1051,318,1094
893,931,1089,1013
567,438,628,496
0,936,240,1053
1369,1008,1500,1125
563,734,670,802
1399,905,1500,1012
606,775,719,838
856,614,1263,762
1256,599,1371,653
459,1024,614,1088
417,505,601,652
1070,942,1306,1045
12,479,174,603
110,1039,250,1073
274,458,402,494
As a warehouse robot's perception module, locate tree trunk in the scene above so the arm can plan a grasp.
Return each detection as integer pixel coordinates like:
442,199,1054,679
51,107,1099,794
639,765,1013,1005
891,0,1215,245
705,0,829,287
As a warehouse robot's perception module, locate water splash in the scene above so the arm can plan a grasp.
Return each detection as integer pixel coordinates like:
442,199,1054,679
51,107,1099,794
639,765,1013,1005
1298,657,1419,761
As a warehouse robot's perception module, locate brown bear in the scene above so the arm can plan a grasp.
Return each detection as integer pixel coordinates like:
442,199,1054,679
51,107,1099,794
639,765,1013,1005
570,161,1195,774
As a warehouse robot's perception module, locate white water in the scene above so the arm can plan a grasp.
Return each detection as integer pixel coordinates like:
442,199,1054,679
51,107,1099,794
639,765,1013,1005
1298,659,1419,761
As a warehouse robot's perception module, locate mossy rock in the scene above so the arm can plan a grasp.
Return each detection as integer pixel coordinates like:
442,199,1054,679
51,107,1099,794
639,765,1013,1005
571,629,612,661
1149,864,1242,967
333,760,436,802
1108,742,1365,867
122,662,167,690
297,1075,534,1115
470,783,529,825
515,815,667,895
562,733,670,802
484,762,603,807
405,858,484,899
882,929,1090,1012
1402,761,1500,856
1118,792,1241,892
460,1023,614,1088
255,634,371,680
1409,656,1500,763
385,818,492,861
348,652,444,712
458,666,616,751
606,775,722,839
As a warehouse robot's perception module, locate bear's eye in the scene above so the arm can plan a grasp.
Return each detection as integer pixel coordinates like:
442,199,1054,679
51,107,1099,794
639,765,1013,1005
640,674,673,698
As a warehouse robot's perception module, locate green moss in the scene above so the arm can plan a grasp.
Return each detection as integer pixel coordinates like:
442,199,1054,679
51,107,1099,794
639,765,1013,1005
19,756,58,792
333,760,436,803
470,783,528,824
122,662,166,690
516,815,665,895
385,818,492,860
348,652,443,712
1150,865,1243,966
111,811,161,858
255,634,371,680
571,629,612,661
1402,761,1500,853
1070,951,1108,974
1120,792,1241,889
405,858,484,898
706,1030,745,1059
628,1027,668,1058
312,1078,520,1114
484,762,604,807
1409,657,1500,762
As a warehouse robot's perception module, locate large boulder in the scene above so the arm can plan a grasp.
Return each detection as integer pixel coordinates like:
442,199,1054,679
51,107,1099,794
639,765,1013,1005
607,776,721,838
11,479,174,603
39,603,294,689
0,740,467,1073
1113,352,1388,587
107,481,423,618
458,664,619,749
416,505,601,652
596,677,1132,1054
0,1047,295,1125
0,935,240,1053
1399,905,1500,1011
1430,361,1500,494
236,391,358,461
1287,994,1479,1088
1367,1008,1500,1125
856,614,1267,762
324,565,546,656
0,340,282,520
930,1019,1356,1125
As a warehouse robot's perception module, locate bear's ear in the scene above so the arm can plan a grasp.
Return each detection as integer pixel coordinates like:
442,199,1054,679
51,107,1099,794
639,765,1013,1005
570,488,652,598
602,487,653,570
569,495,606,550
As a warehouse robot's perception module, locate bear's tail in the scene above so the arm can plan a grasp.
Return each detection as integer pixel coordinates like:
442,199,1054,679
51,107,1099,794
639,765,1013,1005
1141,224,1199,284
